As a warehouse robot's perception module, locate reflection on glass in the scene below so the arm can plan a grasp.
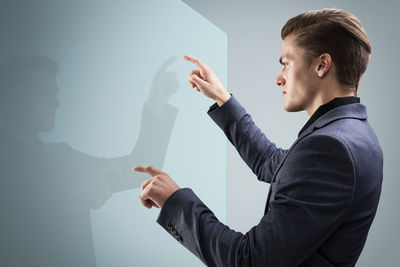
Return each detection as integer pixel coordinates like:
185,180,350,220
0,0,226,266
0,54,178,266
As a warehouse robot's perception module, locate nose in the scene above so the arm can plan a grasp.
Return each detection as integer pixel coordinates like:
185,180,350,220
275,72,286,87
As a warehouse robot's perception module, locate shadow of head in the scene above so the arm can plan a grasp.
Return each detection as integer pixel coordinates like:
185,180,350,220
0,54,61,133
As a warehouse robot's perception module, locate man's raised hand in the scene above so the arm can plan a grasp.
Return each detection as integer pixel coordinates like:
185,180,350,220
184,54,231,106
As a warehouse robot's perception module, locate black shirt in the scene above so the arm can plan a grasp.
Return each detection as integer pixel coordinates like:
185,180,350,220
298,96,360,137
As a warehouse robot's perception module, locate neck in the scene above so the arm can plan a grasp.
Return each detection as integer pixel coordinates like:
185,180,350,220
306,87,357,117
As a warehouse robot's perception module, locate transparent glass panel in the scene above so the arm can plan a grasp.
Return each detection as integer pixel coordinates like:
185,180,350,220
0,0,227,266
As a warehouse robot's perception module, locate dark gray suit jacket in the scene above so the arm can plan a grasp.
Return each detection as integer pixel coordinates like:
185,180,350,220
157,95,383,266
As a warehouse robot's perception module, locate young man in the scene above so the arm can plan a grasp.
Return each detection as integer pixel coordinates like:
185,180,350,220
134,8,383,266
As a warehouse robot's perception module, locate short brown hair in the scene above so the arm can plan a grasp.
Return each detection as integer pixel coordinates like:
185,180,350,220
281,8,371,90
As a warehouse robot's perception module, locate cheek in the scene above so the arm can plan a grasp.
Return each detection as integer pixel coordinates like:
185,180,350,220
292,68,303,82
285,71,297,91
287,68,298,83
293,69,310,89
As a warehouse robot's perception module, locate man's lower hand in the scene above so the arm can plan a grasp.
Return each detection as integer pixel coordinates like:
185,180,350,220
133,165,180,209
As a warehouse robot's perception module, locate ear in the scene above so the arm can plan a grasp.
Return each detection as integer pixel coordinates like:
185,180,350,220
315,53,332,78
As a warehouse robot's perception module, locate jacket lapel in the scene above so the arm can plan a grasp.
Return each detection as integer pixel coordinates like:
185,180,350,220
264,103,368,214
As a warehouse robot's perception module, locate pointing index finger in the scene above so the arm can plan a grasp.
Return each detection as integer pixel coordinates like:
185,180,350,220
183,54,207,71
133,165,165,177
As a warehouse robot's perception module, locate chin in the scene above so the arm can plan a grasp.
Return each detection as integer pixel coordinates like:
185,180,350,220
283,102,303,113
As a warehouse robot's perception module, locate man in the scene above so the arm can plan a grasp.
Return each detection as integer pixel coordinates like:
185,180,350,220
134,8,383,266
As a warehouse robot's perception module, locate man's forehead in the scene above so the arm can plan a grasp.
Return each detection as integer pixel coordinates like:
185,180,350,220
279,36,303,62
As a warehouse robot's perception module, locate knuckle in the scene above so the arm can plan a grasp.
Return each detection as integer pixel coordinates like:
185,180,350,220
159,175,168,182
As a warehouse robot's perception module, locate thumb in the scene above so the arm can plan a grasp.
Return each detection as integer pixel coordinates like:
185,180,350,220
188,74,209,91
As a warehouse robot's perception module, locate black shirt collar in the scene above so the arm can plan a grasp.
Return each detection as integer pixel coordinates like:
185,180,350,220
298,96,360,137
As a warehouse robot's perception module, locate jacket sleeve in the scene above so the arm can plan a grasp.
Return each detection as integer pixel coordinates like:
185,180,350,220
207,95,287,183
156,134,355,267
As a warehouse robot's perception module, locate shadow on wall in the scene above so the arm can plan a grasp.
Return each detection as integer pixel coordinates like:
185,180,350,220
0,54,179,266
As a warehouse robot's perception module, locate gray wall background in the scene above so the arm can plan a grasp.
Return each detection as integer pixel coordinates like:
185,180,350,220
182,1,399,266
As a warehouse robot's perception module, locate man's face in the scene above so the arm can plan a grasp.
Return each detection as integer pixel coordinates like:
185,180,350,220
276,34,318,113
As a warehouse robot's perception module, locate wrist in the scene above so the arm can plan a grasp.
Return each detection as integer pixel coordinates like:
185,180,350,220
215,91,231,106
